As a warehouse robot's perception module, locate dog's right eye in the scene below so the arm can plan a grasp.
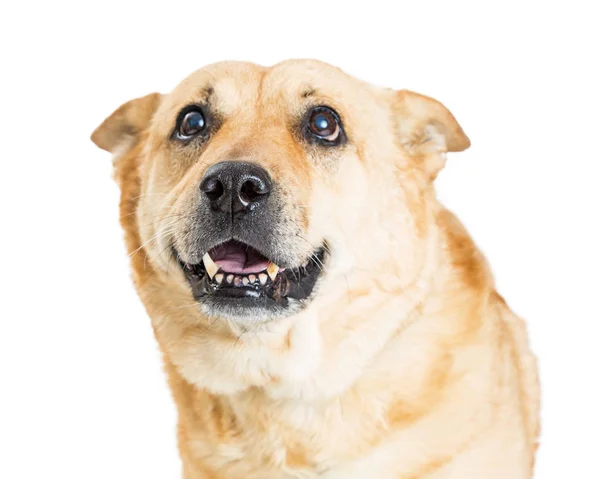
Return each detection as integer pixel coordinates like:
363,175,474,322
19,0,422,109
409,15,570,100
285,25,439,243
177,107,208,139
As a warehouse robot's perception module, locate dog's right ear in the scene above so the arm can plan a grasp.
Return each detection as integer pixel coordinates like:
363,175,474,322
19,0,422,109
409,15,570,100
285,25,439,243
91,93,162,153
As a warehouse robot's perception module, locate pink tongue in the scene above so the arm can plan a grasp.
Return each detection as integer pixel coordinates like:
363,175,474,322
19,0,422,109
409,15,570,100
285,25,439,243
214,257,269,274
210,242,270,274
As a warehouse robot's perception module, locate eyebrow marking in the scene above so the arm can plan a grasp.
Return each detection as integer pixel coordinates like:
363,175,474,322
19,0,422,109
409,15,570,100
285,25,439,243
302,88,316,98
201,85,215,103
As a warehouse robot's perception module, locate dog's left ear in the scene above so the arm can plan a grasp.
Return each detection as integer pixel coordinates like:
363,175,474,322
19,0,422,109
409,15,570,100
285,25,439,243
392,90,470,178
91,93,162,153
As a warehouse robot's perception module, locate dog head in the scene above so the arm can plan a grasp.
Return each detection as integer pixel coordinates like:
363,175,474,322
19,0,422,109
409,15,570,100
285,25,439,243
92,60,468,326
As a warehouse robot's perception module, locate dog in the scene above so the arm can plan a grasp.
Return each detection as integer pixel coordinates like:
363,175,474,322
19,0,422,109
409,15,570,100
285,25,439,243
91,60,540,478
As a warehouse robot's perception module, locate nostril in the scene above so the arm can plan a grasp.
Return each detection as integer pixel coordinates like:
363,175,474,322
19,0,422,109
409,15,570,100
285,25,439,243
239,178,269,206
201,178,224,201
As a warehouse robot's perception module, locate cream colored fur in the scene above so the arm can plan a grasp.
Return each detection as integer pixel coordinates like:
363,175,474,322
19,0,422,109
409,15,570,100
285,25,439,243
91,60,540,478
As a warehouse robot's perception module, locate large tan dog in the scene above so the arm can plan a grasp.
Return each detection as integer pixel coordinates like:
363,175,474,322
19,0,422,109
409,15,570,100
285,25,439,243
92,60,540,478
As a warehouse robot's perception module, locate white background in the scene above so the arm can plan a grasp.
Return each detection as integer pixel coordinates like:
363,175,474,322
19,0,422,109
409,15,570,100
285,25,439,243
1,1,598,478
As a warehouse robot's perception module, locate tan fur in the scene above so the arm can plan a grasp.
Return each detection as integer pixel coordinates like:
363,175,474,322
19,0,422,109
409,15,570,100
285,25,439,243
92,60,539,478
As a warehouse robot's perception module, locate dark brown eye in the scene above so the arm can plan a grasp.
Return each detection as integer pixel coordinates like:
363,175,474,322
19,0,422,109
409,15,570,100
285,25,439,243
178,108,207,138
308,107,341,142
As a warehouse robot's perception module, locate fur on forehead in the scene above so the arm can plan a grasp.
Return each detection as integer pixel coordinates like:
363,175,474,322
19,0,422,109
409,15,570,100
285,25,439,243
155,60,386,126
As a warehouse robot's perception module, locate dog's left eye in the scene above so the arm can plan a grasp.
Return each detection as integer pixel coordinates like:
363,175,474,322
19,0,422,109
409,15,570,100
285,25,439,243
307,107,342,143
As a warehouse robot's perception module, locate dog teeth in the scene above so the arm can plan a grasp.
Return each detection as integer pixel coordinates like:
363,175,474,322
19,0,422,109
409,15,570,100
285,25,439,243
202,252,219,279
267,263,279,281
213,271,275,288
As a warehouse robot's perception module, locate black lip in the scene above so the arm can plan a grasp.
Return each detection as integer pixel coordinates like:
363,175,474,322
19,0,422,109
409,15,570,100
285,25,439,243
176,244,326,314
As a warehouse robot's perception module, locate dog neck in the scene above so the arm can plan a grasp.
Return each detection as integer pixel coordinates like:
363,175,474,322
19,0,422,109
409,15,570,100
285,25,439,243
159,204,494,478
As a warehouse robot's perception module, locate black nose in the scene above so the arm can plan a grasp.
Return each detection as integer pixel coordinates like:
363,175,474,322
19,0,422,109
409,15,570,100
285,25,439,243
200,161,272,215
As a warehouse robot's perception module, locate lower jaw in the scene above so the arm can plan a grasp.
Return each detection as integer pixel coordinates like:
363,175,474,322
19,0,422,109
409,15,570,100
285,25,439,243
194,278,309,322
198,295,294,321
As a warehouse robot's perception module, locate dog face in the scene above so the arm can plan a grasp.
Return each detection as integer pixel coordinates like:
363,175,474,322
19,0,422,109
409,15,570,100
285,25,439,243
92,60,469,325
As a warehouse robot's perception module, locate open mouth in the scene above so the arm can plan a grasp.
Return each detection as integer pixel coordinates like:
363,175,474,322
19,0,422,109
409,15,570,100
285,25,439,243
177,240,326,312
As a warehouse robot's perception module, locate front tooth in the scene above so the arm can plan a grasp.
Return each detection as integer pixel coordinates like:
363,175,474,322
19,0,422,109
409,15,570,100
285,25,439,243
215,273,224,284
226,274,234,284
242,277,249,285
249,274,256,283
259,273,268,285
267,263,279,281
202,253,219,279
234,276,242,286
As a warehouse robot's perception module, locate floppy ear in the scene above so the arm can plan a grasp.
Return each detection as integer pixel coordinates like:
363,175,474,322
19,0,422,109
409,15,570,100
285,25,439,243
91,93,162,153
393,90,470,178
